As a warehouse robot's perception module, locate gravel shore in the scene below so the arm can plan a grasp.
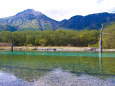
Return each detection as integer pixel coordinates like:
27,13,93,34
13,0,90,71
0,46,115,52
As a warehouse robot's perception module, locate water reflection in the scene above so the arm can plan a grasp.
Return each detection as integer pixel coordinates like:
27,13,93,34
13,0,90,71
0,51,114,85
9,51,13,70
34,69,115,86
0,70,32,86
0,69,114,86
99,52,102,70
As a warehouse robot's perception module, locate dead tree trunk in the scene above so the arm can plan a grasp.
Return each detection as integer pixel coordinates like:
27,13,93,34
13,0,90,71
99,24,103,53
11,39,13,51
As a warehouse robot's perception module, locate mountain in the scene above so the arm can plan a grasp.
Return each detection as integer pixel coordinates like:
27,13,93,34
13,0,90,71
0,24,17,31
0,9,59,31
60,12,115,30
0,9,115,31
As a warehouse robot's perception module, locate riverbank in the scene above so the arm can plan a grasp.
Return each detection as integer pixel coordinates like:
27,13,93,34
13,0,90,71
0,46,115,52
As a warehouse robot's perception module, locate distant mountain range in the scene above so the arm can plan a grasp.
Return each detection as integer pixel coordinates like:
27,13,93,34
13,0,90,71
0,9,115,31
60,12,115,30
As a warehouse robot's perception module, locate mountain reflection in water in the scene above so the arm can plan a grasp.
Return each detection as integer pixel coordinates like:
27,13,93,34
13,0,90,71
0,71,32,86
0,51,115,86
0,69,114,86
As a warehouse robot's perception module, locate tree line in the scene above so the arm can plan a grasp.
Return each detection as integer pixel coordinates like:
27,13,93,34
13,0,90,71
0,30,100,47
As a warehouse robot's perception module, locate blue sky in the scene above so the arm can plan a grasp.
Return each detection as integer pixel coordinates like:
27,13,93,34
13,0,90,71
0,0,115,21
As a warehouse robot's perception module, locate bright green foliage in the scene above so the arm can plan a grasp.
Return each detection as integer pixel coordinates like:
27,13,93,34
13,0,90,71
103,22,115,49
26,35,35,46
39,39,48,46
35,38,39,46
0,30,99,47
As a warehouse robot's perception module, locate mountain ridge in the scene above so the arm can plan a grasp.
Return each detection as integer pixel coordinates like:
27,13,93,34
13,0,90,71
0,9,115,31
60,12,115,30
0,9,59,31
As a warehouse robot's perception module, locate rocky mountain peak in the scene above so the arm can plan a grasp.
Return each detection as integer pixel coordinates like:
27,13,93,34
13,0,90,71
16,9,44,16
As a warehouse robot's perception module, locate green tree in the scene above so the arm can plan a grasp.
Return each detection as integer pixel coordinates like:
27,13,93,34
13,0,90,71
39,39,48,46
26,35,35,46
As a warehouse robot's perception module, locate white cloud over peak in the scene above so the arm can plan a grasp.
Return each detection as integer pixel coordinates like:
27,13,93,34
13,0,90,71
0,0,115,20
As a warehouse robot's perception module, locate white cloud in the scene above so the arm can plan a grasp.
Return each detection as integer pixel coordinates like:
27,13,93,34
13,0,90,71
0,0,115,21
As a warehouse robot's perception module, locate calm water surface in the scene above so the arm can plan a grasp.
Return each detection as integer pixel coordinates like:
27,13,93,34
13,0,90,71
0,51,115,86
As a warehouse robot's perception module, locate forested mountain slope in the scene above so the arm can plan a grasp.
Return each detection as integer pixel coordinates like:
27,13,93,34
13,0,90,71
0,9,59,31
60,13,115,30
0,9,115,31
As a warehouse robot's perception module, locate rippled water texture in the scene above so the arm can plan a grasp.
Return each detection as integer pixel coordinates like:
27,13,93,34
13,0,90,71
0,51,115,86
34,68,115,86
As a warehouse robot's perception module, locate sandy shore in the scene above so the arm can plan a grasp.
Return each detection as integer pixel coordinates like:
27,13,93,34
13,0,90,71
0,46,115,52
